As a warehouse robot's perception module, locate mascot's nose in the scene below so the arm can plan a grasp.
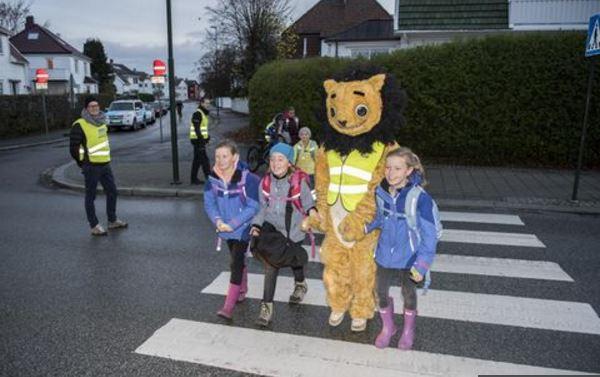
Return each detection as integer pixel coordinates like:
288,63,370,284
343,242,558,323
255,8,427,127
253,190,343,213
338,120,347,127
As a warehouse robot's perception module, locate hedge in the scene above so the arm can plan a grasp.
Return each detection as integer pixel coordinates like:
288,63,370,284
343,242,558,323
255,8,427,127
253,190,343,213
249,32,600,168
0,94,114,138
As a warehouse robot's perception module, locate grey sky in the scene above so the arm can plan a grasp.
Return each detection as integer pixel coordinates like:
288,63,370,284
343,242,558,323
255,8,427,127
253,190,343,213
28,0,394,80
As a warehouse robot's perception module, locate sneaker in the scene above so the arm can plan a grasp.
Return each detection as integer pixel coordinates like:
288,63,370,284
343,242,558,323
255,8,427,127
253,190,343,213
91,224,107,236
289,281,308,304
328,311,345,327
351,318,367,332
255,302,273,328
108,219,128,230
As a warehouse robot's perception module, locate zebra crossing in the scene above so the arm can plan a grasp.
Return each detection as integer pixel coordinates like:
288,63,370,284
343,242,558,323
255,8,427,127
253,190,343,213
135,210,600,376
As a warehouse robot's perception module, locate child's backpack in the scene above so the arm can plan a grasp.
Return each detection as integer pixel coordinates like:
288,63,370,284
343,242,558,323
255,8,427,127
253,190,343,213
210,169,249,206
261,169,316,257
404,185,443,294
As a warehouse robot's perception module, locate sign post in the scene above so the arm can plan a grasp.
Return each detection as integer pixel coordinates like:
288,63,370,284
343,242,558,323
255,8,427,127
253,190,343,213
35,68,49,137
152,60,167,144
572,14,600,201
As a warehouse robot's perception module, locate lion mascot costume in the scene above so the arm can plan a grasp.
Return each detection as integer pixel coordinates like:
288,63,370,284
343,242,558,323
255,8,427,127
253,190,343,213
308,64,406,331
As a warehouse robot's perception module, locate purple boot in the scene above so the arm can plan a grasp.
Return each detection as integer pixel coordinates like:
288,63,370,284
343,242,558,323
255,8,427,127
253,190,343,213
238,267,248,303
398,309,417,350
217,284,241,319
375,297,398,349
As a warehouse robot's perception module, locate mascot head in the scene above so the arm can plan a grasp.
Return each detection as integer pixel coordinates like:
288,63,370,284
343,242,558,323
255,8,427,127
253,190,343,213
319,64,406,156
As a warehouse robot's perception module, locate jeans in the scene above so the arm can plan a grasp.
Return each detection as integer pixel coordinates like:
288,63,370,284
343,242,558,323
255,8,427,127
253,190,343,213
82,163,117,228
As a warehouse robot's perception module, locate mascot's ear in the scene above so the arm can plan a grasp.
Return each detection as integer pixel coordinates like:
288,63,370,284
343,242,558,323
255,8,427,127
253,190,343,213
368,74,386,92
323,79,337,95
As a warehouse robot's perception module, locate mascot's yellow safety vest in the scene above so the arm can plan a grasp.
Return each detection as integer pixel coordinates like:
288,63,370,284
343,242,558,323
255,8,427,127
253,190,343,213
327,141,385,211
74,118,111,163
190,108,209,140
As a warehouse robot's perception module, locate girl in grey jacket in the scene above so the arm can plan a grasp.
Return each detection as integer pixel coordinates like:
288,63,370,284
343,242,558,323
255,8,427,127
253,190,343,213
250,143,318,327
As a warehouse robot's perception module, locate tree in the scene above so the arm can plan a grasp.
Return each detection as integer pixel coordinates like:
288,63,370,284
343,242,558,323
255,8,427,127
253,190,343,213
0,0,31,34
197,43,239,98
277,28,299,60
83,38,114,95
205,0,292,93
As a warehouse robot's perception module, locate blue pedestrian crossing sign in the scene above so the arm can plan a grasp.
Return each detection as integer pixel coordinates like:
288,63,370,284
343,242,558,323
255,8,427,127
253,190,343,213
585,14,600,57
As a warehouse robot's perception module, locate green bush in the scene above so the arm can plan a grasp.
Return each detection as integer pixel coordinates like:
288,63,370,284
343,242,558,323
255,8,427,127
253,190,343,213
249,32,600,168
0,93,114,138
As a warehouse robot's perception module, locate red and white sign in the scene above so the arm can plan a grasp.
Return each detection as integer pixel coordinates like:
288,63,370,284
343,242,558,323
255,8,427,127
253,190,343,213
35,68,49,83
153,59,166,76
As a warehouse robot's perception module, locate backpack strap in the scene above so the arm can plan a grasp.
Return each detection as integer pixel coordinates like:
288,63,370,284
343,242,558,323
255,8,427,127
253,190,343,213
404,186,423,233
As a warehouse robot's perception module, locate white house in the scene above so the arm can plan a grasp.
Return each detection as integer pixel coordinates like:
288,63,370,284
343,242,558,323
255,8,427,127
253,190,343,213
393,0,600,49
174,78,188,100
111,61,171,98
10,16,97,95
0,26,29,95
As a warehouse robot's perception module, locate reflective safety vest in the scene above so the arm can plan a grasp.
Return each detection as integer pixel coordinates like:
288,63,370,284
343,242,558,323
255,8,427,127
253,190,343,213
327,142,385,211
190,108,209,140
74,118,111,163
294,140,317,175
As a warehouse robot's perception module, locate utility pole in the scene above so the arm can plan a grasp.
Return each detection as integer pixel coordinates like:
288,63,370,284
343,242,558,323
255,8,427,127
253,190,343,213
165,0,180,184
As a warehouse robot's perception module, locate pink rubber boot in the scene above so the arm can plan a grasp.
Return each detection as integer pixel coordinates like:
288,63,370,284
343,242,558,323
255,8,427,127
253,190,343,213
238,267,248,302
375,297,398,349
217,284,241,319
398,309,417,350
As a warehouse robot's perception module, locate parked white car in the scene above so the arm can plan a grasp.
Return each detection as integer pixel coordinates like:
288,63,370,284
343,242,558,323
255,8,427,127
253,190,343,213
144,103,156,125
106,100,146,131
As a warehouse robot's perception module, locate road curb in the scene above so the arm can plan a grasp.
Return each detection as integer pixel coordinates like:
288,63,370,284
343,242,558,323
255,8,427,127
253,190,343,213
49,161,203,198
48,161,600,214
0,137,68,152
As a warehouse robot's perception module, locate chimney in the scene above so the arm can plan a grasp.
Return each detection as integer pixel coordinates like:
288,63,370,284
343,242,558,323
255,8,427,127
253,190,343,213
25,16,34,30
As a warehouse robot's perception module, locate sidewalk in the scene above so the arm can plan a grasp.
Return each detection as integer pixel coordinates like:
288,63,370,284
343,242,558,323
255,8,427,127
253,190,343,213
0,128,69,151
45,109,600,214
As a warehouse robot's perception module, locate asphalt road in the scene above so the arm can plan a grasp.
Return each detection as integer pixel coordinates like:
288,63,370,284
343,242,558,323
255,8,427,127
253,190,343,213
1,109,599,376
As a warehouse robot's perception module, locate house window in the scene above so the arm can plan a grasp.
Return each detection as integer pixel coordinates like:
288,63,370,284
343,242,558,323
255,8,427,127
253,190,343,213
47,58,54,69
10,80,19,95
27,32,39,40
74,60,79,73
0,38,3,55
0,81,3,95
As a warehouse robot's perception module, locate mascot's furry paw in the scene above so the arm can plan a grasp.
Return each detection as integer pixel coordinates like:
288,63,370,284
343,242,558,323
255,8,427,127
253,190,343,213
304,210,326,232
338,214,365,242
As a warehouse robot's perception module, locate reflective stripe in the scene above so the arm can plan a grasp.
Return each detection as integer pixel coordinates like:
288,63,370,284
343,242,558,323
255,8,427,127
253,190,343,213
329,165,372,181
329,183,368,194
88,140,109,153
90,151,110,156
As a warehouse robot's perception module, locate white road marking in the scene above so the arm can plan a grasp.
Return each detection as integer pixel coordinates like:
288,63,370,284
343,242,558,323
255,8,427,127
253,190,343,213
135,319,593,377
202,272,600,335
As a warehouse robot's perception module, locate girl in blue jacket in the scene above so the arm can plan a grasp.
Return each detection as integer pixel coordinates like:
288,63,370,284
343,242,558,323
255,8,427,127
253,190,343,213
366,147,439,350
204,139,260,320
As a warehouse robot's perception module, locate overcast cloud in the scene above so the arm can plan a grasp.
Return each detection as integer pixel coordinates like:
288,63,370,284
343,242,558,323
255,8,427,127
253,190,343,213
28,0,394,80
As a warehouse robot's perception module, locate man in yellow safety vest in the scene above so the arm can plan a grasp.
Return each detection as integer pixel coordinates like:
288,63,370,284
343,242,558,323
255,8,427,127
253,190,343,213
69,96,128,236
190,97,211,184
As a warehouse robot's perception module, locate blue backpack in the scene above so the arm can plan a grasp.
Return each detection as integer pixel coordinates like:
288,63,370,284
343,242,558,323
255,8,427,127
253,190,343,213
376,185,443,294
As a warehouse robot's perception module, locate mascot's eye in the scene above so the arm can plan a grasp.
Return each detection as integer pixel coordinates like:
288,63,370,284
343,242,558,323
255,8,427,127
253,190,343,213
330,107,336,118
356,104,368,117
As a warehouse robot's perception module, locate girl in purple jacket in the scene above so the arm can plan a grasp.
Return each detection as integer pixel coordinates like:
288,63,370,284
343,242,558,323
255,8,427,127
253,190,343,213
366,147,439,350
204,140,260,320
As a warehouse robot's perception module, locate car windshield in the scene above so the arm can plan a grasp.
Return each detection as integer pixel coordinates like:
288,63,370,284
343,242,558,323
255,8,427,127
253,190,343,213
110,103,134,111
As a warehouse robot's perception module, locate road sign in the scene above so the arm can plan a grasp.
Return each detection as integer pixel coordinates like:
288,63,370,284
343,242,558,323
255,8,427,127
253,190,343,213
35,82,48,90
35,68,49,83
153,59,166,76
151,75,165,84
585,13,600,57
